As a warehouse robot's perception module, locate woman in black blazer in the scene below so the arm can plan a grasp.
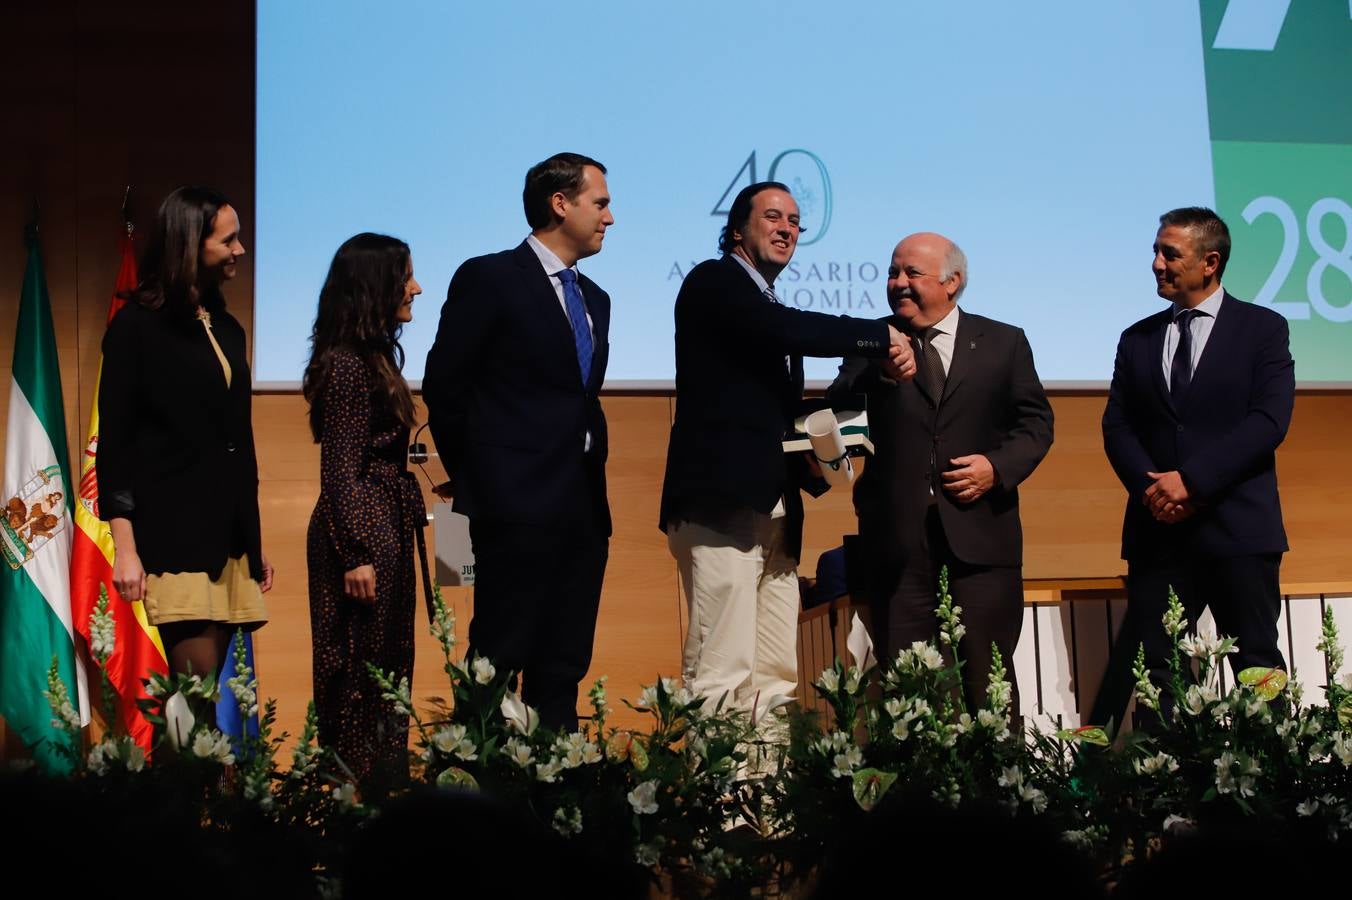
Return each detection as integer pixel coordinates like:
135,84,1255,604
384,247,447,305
98,186,273,694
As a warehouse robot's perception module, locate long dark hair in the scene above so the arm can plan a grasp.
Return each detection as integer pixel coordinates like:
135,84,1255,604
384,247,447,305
303,233,416,441
127,186,232,323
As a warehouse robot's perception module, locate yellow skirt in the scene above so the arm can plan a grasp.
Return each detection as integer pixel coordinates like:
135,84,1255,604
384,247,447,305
144,555,268,628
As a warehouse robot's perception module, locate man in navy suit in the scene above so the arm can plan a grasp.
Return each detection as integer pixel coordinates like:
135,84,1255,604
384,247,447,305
660,181,914,713
424,153,614,731
1093,206,1295,729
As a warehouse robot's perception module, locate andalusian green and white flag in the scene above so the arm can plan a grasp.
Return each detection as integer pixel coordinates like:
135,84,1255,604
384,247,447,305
0,230,87,772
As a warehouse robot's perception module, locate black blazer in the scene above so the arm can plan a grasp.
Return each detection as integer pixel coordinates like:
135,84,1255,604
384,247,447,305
424,241,611,534
658,255,891,562
97,302,263,581
828,310,1053,568
1102,292,1293,560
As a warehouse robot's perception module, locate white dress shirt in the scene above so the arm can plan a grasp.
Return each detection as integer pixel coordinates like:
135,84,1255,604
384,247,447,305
1161,284,1223,383
526,234,594,451
919,304,960,376
526,233,594,339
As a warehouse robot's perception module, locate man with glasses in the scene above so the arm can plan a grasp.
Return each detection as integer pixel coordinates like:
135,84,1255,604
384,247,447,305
660,181,914,715
828,232,1053,716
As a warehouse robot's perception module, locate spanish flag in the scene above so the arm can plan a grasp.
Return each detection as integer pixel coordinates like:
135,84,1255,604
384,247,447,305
70,231,167,752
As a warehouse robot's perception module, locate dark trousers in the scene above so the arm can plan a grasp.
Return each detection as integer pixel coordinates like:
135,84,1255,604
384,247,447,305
1088,552,1285,732
467,515,608,732
866,506,1024,716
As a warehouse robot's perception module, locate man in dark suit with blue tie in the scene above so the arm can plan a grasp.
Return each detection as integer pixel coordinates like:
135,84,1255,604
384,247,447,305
424,153,614,731
1093,206,1295,729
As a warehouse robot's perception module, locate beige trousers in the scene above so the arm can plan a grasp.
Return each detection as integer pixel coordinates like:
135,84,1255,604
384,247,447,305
668,512,800,712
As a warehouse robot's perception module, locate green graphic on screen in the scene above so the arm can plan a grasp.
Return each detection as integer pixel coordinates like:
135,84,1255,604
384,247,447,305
1200,0,1352,381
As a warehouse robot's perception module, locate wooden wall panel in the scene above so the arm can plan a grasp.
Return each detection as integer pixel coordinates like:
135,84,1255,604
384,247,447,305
0,1,256,756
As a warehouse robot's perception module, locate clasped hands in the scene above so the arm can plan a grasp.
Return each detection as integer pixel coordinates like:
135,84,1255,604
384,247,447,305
882,325,917,382
1143,470,1195,523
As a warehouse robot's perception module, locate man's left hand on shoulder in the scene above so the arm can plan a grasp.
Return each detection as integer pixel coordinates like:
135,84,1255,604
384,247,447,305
942,454,997,504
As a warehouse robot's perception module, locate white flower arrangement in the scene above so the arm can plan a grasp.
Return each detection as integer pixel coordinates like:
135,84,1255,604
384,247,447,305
628,779,660,814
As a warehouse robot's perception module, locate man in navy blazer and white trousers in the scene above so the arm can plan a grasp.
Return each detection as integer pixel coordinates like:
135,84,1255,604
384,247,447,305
424,153,614,731
1094,206,1295,729
660,182,914,715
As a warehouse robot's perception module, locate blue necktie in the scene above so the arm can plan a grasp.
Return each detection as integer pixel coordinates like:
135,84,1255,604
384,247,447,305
556,268,593,385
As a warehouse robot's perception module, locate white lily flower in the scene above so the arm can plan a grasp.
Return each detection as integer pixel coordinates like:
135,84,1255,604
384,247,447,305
331,783,357,807
883,698,904,719
1021,784,1048,814
126,744,146,772
500,691,539,735
1333,732,1352,767
472,657,496,685
913,642,944,671
628,780,660,815
552,806,583,836
432,726,460,754
830,745,863,778
87,743,109,775
536,758,563,783
1133,752,1179,776
843,667,863,694
1297,799,1319,817
191,730,217,759
580,742,602,765
212,732,236,765
816,668,840,692
634,841,661,867
1214,751,1237,794
1238,775,1256,798
502,737,535,768
1162,814,1194,834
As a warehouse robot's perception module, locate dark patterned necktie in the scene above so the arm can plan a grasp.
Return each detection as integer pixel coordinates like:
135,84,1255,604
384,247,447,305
918,326,947,399
557,268,593,385
1169,309,1201,398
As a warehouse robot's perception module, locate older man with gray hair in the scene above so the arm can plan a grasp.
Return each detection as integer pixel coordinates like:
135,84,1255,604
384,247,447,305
828,232,1053,714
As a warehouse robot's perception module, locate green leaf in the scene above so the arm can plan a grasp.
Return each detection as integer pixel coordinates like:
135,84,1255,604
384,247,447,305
1237,667,1287,701
851,768,898,811
1339,696,1352,729
436,767,479,790
630,738,650,772
1055,725,1110,747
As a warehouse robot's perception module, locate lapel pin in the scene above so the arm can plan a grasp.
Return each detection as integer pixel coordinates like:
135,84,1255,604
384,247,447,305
969,340,976,349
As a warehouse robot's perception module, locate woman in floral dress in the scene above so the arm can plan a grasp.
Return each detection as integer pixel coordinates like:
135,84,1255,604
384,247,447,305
303,233,425,787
